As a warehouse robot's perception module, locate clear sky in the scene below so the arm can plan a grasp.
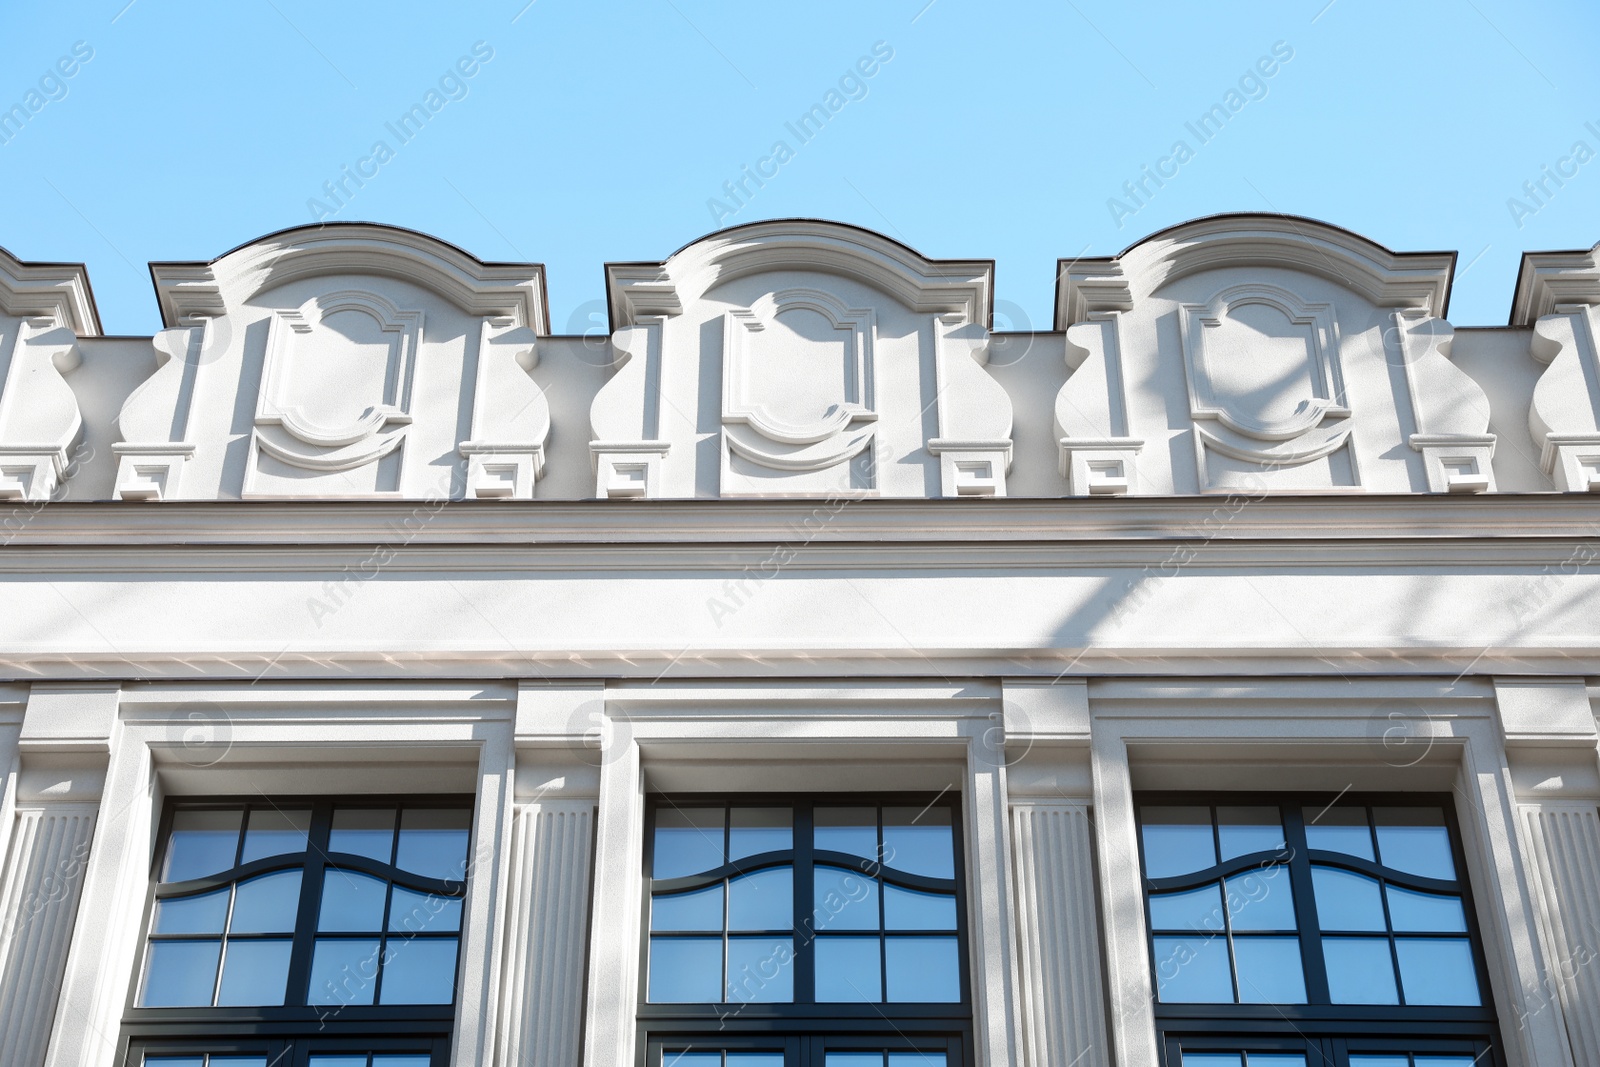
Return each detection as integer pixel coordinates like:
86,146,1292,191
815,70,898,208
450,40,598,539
1,0,1596,336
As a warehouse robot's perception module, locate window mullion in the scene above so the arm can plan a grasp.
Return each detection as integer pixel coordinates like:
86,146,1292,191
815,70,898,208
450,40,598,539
796,804,816,1005
1283,804,1331,1004
284,801,333,1006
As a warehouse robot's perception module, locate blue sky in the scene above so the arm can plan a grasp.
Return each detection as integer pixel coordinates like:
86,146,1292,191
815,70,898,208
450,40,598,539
0,0,1596,336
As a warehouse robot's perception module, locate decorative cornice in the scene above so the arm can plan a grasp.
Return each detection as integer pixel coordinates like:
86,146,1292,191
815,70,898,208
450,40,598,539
0,246,100,336
1510,242,1600,325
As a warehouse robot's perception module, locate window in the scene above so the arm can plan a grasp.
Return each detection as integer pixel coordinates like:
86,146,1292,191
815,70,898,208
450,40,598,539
120,798,472,1067
1136,795,1501,1067
640,796,970,1067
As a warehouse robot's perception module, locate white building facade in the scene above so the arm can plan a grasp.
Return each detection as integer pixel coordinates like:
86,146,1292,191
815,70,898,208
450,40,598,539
1,215,1600,1067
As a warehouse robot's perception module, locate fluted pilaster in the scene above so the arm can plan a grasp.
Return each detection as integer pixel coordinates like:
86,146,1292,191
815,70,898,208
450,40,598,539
1010,801,1109,1067
498,799,597,1067
0,806,96,1067
1522,802,1600,1067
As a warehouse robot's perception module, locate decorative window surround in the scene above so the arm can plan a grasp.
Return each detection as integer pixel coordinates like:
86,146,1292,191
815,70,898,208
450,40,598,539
548,682,1025,1067
1087,678,1577,1067
35,682,516,1067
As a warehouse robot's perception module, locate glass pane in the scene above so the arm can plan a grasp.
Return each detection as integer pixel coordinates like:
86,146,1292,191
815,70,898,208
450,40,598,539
319,869,388,931
1386,885,1468,932
139,939,220,1006
307,937,382,1005
1249,1057,1307,1067
307,1057,367,1067
1140,807,1216,878
729,867,792,931
215,938,292,1005
1396,938,1481,1005
229,870,302,933
210,1060,272,1067
396,809,471,881
1232,936,1307,1003
1302,806,1374,860
726,1057,787,1067
1217,806,1285,860
815,807,878,860
330,808,397,863
654,808,725,879
726,936,794,1002
1324,937,1399,1003
652,884,724,932
815,866,880,931
152,887,229,934
372,1059,433,1067
815,935,882,1002
380,936,459,1004
1374,807,1457,879
240,808,310,863
886,935,960,1001
882,807,954,878
1348,1058,1409,1067
143,1060,207,1067
163,809,242,882
884,884,958,930
1413,1060,1477,1067
825,1057,882,1067
1147,884,1224,934
389,885,463,933
1311,866,1386,931
648,936,723,1002
1183,1056,1244,1067
729,807,792,859
1226,865,1295,931
889,1056,947,1067
1151,935,1232,1003
665,1055,722,1067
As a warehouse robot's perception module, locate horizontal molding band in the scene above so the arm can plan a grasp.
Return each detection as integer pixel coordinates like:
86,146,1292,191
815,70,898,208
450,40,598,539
2,648,1600,682
6,496,1600,547
4,539,1600,572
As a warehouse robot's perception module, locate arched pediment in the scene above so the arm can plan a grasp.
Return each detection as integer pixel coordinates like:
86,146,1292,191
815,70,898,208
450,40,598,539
606,218,993,329
149,223,548,331
1055,213,1455,327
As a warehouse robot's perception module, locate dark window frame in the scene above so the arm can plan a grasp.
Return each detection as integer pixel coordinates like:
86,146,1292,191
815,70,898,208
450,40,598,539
638,793,974,1067
1136,791,1503,1067
118,794,474,1067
